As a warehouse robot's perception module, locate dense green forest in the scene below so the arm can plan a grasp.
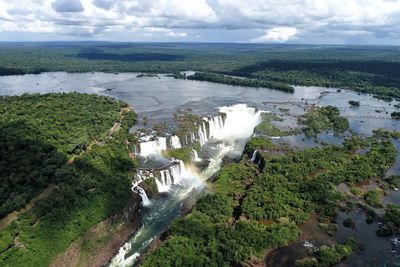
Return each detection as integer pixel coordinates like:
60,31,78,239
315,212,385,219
0,93,138,266
183,72,294,92
0,93,128,217
142,131,396,266
0,43,399,99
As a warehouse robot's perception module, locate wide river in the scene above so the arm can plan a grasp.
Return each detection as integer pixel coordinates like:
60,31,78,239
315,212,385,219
1,72,399,266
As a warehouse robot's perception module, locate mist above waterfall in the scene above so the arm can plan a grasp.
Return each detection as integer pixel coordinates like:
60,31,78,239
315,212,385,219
217,104,264,143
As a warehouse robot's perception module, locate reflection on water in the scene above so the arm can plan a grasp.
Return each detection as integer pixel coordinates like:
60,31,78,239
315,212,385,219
335,210,400,267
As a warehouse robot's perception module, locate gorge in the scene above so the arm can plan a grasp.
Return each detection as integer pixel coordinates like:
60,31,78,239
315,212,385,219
111,104,265,266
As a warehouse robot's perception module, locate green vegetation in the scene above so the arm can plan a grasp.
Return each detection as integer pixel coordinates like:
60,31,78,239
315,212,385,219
348,100,360,107
254,113,297,136
142,163,300,266
162,147,192,163
298,106,349,137
143,131,396,265
140,177,158,198
185,72,294,93
173,112,202,139
385,175,400,189
295,238,357,267
244,137,276,152
363,189,383,208
372,129,400,139
0,93,138,266
376,204,400,236
350,186,363,197
0,93,130,218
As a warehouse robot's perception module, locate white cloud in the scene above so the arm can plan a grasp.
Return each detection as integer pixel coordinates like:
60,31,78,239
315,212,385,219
252,27,298,42
166,31,187,37
0,0,399,43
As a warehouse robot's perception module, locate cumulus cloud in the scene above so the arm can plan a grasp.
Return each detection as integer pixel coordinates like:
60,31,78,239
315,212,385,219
92,0,114,10
52,0,84,12
166,31,187,37
253,27,298,42
7,8,32,16
0,0,399,43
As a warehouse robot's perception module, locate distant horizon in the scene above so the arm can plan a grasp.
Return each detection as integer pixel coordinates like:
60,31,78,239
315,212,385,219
0,41,399,47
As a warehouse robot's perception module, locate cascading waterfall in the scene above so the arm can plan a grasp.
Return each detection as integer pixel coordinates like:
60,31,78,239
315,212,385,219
250,150,257,162
139,137,167,156
217,104,263,142
207,115,224,139
170,135,182,149
198,124,207,146
196,104,264,145
131,170,154,206
155,160,185,192
134,186,151,206
190,132,196,143
191,149,201,162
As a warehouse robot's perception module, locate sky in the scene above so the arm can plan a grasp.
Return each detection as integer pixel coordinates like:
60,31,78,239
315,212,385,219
0,0,399,45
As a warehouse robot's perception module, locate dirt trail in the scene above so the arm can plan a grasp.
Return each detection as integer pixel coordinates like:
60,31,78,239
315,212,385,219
0,184,55,231
67,106,133,165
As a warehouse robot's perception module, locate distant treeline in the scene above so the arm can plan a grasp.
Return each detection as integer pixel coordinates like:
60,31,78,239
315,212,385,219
75,52,185,62
227,59,400,100
183,72,295,93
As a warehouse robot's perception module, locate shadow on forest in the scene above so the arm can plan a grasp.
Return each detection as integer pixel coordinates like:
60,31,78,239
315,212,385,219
0,120,67,219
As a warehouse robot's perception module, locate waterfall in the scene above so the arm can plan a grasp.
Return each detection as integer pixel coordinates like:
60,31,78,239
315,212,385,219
198,125,207,146
250,150,257,162
134,186,151,206
218,104,263,142
169,163,182,184
194,104,264,147
139,137,167,156
170,135,182,149
110,242,133,267
207,115,224,139
131,171,153,206
156,170,170,193
190,132,196,142
191,149,201,162
154,160,187,193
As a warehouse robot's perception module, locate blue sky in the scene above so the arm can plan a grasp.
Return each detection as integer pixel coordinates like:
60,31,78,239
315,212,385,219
0,0,399,44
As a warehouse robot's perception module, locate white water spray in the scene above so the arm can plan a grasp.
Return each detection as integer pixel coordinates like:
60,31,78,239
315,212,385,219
191,149,201,162
139,137,167,156
134,186,151,206
170,135,182,149
250,150,257,162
